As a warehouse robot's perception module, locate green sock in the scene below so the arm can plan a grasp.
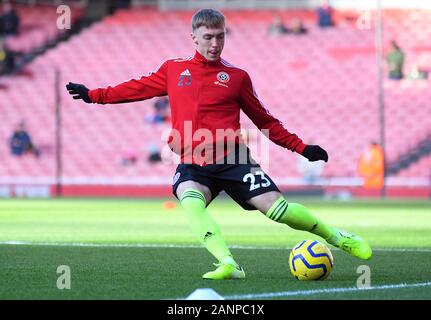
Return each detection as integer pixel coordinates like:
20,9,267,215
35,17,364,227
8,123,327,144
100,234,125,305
266,196,338,243
180,189,238,266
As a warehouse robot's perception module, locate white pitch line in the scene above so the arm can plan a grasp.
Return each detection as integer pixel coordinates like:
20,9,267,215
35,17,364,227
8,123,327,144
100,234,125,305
223,281,431,300
0,241,203,249
2,241,429,300
0,241,431,252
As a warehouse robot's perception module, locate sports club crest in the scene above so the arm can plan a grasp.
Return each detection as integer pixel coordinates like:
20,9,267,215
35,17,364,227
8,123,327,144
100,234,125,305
173,172,181,185
217,72,230,83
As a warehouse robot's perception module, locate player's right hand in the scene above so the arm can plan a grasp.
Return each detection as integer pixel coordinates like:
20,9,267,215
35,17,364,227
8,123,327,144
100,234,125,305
66,82,92,103
302,145,329,162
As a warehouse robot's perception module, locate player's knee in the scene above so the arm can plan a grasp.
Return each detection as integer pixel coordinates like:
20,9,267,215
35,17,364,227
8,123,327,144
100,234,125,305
248,191,283,214
177,181,212,204
179,188,207,210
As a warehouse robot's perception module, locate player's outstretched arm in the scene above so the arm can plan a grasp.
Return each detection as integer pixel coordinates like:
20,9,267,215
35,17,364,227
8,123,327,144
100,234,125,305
66,82,92,103
301,145,328,162
66,60,168,105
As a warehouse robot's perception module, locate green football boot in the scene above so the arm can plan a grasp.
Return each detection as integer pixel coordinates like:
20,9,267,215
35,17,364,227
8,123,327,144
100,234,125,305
202,263,246,280
330,228,373,260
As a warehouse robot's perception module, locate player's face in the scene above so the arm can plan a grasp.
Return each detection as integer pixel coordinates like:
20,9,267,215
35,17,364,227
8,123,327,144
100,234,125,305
191,26,225,61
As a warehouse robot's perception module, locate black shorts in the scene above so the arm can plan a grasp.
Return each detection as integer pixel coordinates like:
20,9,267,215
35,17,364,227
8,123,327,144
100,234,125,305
172,147,280,210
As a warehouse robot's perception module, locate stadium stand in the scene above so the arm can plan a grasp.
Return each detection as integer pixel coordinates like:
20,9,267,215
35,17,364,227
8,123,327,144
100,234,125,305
2,4,84,53
0,7,430,190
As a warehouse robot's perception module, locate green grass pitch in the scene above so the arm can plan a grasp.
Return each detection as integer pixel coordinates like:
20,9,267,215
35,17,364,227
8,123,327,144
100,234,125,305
0,198,430,300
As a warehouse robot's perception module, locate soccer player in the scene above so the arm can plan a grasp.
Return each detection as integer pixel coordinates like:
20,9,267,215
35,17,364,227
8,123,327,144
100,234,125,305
66,8,372,280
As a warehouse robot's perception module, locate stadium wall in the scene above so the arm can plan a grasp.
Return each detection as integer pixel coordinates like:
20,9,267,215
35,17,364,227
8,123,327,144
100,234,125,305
0,183,429,199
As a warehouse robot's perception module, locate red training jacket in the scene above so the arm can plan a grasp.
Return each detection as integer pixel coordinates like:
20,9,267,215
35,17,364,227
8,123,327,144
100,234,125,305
89,50,306,164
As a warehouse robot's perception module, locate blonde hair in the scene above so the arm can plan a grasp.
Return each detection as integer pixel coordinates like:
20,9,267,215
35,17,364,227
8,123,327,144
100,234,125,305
192,9,225,32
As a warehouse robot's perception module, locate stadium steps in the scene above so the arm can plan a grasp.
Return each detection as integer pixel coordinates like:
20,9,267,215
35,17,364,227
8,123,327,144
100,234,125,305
2,5,93,76
387,134,431,175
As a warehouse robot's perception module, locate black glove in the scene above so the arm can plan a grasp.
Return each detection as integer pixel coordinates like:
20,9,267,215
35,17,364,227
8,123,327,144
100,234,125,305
66,82,91,103
302,145,329,162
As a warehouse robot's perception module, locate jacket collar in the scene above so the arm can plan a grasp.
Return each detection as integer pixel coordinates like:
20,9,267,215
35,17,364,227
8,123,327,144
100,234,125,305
193,50,221,66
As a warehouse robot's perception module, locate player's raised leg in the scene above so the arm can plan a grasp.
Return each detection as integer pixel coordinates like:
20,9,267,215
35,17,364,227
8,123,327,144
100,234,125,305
176,180,245,279
247,191,372,260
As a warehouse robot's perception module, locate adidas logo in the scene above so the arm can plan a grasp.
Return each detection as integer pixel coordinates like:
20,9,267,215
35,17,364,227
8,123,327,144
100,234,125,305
178,69,192,86
203,231,214,241
181,69,191,76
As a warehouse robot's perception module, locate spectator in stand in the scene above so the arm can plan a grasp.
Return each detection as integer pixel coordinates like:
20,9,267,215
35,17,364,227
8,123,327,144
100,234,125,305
297,154,324,185
9,121,40,157
317,0,334,28
289,17,308,35
0,36,15,75
145,96,170,124
297,139,324,184
386,40,405,80
0,2,20,36
358,141,384,190
268,14,289,36
120,151,138,166
147,142,162,163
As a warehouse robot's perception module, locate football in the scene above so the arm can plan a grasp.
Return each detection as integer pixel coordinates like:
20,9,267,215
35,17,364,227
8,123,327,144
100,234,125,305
289,240,334,280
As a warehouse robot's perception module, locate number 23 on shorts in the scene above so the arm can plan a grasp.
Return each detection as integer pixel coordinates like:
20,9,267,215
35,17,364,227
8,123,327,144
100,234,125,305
243,170,271,191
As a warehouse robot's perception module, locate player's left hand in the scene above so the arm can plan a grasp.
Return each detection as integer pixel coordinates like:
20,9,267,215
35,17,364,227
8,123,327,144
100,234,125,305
302,145,329,162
